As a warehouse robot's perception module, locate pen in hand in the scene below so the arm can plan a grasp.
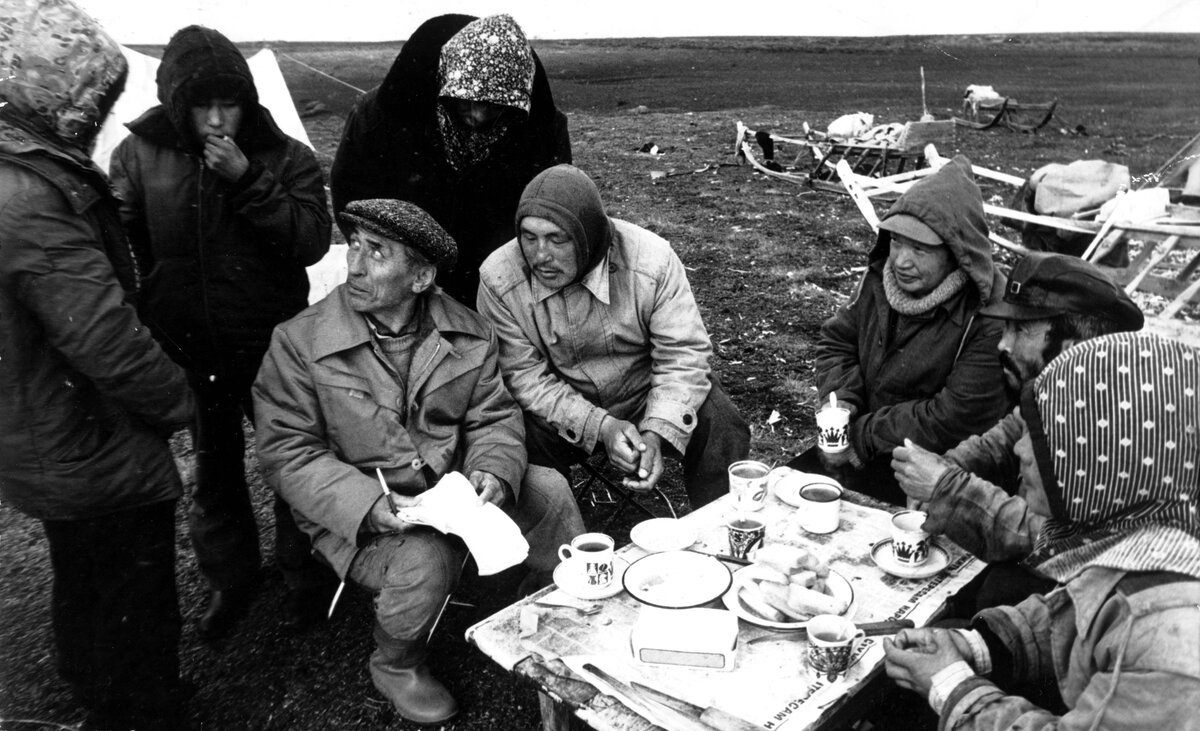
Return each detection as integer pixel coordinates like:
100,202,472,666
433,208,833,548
376,467,400,516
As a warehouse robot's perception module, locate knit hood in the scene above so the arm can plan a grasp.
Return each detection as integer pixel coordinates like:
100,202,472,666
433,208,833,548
871,155,996,303
515,164,613,285
1020,332,1200,581
0,0,127,154
140,25,261,151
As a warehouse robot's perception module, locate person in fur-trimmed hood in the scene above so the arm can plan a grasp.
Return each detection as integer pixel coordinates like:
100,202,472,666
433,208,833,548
109,24,333,641
883,331,1200,731
787,155,1009,504
1,1,194,727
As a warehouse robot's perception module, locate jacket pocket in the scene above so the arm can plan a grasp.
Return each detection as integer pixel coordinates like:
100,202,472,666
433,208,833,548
313,373,395,465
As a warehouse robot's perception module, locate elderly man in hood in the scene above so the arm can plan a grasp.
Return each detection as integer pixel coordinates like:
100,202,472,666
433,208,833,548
1,1,194,727
884,331,1200,730
109,25,333,640
788,156,1009,505
332,13,571,307
478,164,751,508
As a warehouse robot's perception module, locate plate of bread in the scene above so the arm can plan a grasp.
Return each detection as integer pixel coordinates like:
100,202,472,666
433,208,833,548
721,543,854,629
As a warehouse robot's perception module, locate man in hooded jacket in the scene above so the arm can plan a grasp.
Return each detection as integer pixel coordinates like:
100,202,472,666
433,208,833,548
331,13,571,306
883,331,1200,730
478,164,751,508
109,25,333,639
1,1,193,727
789,156,1009,504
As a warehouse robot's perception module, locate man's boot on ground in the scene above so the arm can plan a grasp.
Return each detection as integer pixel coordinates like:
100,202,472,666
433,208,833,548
369,634,457,724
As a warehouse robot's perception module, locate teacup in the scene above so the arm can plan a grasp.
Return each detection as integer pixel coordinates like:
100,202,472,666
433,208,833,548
557,533,615,588
725,515,766,560
797,481,843,534
890,510,930,567
806,614,866,681
816,401,851,454
728,460,770,512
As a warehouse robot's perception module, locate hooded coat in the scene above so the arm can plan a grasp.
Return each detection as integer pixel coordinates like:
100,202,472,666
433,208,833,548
330,14,571,306
815,156,1008,495
939,332,1200,731
0,0,193,520
109,25,330,380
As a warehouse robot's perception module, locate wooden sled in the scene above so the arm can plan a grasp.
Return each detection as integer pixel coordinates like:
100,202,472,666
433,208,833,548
1083,218,1200,346
733,120,952,194
954,98,1058,133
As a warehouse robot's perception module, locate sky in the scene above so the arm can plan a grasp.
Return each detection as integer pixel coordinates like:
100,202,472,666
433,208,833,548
77,0,1200,44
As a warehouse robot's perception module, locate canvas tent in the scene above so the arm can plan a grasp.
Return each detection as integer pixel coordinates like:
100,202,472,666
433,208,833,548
92,45,347,304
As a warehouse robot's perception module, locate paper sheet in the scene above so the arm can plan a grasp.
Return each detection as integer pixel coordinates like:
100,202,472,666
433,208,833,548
398,472,529,575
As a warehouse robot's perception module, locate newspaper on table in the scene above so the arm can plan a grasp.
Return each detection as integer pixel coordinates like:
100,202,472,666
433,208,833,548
467,493,983,731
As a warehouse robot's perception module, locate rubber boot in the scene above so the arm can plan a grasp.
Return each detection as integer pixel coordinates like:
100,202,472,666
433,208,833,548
369,630,457,724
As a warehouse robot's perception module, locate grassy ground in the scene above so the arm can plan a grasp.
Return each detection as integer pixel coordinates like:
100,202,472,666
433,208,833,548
2,33,1197,730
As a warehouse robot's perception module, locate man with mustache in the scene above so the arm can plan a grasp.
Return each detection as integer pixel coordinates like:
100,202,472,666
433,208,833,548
477,164,750,508
892,252,1143,610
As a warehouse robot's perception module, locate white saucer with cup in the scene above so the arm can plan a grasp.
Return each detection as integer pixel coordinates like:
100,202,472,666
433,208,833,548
557,532,615,589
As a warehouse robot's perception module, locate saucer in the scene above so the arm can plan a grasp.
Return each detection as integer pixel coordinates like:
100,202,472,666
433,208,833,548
630,518,699,553
870,539,949,580
553,557,628,600
774,472,842,509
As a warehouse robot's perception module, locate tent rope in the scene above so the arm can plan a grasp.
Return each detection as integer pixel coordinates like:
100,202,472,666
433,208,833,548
277,52,366,94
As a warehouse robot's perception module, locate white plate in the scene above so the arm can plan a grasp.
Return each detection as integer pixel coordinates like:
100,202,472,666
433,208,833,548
630,518,699,553
721,567,855,629
623,551,732,609
773,473,842,509
870,539,949,580
553,557,629,600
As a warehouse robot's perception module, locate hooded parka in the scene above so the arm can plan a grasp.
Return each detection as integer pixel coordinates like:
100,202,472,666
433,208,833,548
330,14,571,306
0,0,193,520
815,156,1008,501
109,25,331,380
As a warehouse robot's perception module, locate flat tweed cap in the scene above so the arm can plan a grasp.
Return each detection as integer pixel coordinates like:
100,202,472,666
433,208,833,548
339,199,457,269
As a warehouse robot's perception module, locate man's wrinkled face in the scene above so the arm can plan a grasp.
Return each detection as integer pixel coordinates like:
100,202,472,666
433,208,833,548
190,97,242,141
998,319,1056,396
1014,432,1053,519
519,216,578,290
888,234,955,298
344,229,431,319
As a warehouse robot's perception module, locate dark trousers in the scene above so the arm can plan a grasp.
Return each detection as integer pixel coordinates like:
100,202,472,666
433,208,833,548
43,500,182,730
525,376,751,508
189,371,327,592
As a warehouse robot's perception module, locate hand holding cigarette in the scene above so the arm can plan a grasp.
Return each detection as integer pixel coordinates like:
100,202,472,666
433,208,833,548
202,133,249,181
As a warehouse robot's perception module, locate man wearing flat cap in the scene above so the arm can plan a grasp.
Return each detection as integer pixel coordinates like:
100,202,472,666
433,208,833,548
892,251,1143,611
252,199,583,724
789,156,1009,504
